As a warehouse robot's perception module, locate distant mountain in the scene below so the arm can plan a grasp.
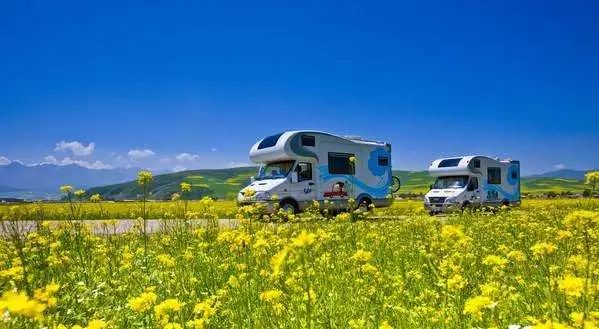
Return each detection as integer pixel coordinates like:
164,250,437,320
0,185,23,193
527,169,592,181
87,167,257,200
0,162,140,199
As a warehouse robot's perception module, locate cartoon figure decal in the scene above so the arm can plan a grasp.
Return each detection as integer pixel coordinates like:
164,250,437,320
323,181,348,198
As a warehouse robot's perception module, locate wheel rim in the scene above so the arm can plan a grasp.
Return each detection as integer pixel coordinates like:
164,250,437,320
282,204,294,213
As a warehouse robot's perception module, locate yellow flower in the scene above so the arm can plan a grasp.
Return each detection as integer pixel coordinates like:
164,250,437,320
447,274,467,291
260,289,283,303
379,321,394,329
351,249,373,263
507,250,527,262
570,312,584,326
531,242,557,257
86,319,107,329
291,231,316,247
271,246,289,276
157,254,176,268
128,291,157,312
463,295,494,319
441,225,466,241
180,182,192,193
482,255,508,268
564,210,599,229
187,319,206,329
0,291,46,319
163,323,182,329
558,275,585,297
154,298,183,319
137,170,154,186
193,298,216,319
60,185,73,194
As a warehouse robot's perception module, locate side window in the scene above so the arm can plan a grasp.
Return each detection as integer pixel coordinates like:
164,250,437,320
488,167,501,184
472,159,480,168
301,135,315,147
511,171,518,179
469,177,478,190
378,156,389,166
296,162,312,182
328,153,355,175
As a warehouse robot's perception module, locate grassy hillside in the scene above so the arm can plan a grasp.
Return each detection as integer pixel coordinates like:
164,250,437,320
86,167,257,200
87,167,589,200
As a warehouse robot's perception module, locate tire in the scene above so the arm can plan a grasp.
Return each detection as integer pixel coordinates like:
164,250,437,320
358,197,372,211
461,201,471,211
391,176,401,193
280,199,299,214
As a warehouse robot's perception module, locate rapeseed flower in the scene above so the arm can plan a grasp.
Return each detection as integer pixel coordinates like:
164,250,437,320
558,275,585,297
128,291,157,312
463,295,494,319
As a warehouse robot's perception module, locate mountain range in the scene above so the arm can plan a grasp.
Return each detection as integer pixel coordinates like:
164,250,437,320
0,163,594,200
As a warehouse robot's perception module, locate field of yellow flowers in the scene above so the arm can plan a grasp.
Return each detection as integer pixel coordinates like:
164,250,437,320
0,198,598,328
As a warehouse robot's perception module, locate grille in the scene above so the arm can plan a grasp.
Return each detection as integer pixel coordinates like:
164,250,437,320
429,197,446,204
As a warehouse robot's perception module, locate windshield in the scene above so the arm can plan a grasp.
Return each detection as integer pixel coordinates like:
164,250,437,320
432,176,470,189
256,160,295,180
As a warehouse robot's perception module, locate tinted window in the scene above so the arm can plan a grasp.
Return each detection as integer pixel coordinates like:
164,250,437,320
488,167,501,184
296,162,313,181
511,171,518,179
468,177,478,191
439,158,462,167
328,153,355,175
258,133,283,149
472,159,481,168
301,135,315,147
378,156,389,166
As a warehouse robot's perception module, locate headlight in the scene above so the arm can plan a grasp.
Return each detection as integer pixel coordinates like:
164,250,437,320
254,191,271,201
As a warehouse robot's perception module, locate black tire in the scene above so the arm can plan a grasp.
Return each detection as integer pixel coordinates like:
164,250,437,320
461,201,471,211
358,197,372,211
391,176,401,193
280,199,299,214
501,200,510,207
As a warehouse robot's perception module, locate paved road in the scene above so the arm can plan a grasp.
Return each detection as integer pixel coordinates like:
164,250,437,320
0,216,407,236
0,218,241,236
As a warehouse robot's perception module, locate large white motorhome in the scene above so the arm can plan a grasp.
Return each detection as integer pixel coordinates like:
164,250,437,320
424,155,520,214
238,131,399,213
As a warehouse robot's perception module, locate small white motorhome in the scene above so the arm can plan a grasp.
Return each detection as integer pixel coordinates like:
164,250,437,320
424,155,520,214
238,131,398,213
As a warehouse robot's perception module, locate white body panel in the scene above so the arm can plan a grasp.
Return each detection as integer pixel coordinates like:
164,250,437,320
238,131,393,212
424,155,520,213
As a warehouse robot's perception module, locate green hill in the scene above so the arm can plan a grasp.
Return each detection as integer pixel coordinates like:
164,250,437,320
87,167,589,200
86,167,257,200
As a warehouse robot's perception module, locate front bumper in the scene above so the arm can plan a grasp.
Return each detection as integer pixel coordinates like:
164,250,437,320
424,201,461,213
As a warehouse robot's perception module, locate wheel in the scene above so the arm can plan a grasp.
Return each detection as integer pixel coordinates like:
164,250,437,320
461,201,471,211
391,176,401,193
279,199,299,214
358,197,372,211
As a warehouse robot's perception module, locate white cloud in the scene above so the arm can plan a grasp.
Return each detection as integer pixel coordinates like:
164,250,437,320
0,156,11,165
176,153,200,162
128,149,155,160
39,156,113,170
553,164,566,170
159,158,171,163
211,148,217,152
228,161,251,168
173,165,187,172
55,141,95,156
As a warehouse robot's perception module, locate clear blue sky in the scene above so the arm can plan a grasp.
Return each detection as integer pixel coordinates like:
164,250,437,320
1,0,597,175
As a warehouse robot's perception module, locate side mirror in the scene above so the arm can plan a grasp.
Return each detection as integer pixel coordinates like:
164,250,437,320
429,184,433,190
250,176,255,183
290,172,298,183
467,184,474,191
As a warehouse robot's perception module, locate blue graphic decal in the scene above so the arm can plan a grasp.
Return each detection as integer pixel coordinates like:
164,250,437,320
507,164,519,186
368,148,391,177
484,184,518,201
318,165,390,198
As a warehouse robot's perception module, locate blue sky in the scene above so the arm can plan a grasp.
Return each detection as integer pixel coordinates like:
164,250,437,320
0,0,597,175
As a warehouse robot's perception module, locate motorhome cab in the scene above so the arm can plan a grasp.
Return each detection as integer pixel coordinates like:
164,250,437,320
424,155,520,214
238,131,398,213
